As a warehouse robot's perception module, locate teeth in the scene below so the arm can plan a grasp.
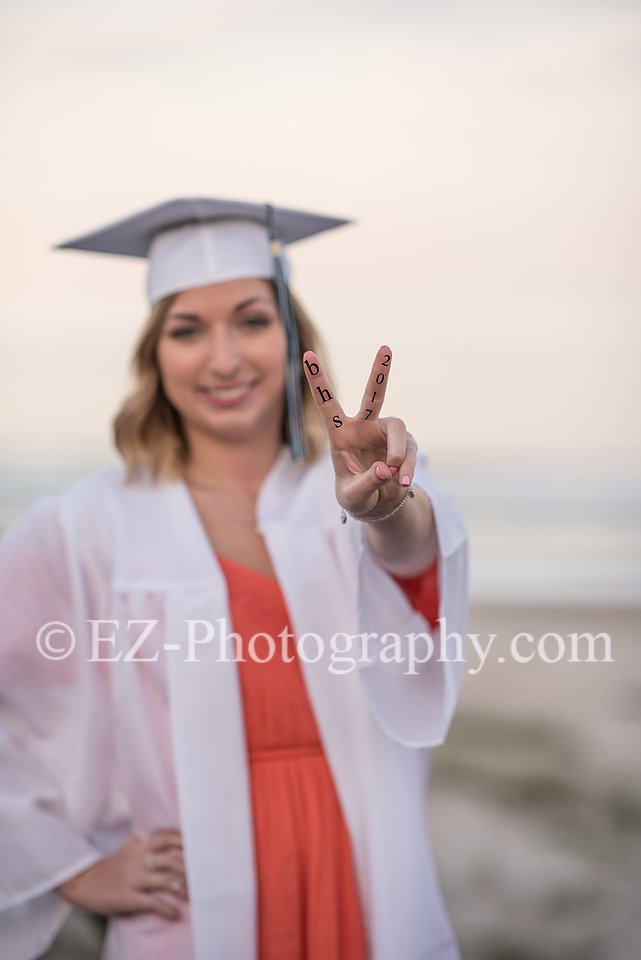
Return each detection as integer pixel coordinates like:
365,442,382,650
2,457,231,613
204,385,250,400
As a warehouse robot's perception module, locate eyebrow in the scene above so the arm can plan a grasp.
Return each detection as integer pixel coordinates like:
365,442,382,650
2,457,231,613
233,296,275,313
167,297,275,323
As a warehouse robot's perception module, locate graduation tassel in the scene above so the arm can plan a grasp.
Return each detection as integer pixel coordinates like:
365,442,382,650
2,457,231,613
265,204,308,461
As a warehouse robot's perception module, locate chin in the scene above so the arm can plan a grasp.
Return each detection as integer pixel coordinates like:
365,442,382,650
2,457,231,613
193,409,283,446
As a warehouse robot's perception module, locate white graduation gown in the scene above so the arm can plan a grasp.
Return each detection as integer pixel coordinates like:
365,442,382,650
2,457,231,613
0,448,468,960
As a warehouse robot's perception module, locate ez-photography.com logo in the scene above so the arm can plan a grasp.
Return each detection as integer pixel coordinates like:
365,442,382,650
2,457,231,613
36,619,613,675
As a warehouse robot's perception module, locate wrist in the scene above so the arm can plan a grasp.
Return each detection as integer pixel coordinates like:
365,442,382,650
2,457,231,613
340,487,414,524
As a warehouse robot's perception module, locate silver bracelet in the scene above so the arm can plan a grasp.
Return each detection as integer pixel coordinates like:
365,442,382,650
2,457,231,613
340,487,414,524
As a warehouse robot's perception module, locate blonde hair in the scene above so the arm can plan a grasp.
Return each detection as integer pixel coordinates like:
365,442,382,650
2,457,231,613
113,288,328,481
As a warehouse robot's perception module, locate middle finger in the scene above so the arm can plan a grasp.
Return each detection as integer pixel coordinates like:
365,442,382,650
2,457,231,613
357,346,392,421
145,851,186,876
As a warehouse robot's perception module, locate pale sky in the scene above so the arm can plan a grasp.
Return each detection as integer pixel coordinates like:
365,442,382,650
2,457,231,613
1,0,640,463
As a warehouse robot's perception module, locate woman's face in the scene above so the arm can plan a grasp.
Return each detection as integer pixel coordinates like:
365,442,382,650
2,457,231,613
156,278,287,447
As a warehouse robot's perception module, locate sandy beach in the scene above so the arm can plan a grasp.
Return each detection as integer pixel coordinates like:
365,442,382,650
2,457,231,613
430,603,641,960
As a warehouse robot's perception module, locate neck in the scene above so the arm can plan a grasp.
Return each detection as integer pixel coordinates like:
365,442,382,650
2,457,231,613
184,423,284,496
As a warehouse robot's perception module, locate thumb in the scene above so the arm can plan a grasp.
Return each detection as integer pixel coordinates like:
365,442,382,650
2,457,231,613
369,461,395,487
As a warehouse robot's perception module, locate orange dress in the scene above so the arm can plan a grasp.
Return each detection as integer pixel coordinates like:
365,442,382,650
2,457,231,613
218,556,439,960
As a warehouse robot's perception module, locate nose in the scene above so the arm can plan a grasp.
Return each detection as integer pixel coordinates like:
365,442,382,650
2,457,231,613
207,325,242,379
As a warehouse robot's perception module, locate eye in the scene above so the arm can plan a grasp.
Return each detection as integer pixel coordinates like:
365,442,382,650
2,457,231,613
242,314,273,329
168,325,199,340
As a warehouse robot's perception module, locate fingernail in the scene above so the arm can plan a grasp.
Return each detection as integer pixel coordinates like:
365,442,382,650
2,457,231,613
375,466,386,480
401,475,411,486
389,466,399,476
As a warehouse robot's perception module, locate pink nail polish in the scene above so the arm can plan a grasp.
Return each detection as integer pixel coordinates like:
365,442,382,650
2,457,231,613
375,466,386,480
401,475,411,486
389,466,399,476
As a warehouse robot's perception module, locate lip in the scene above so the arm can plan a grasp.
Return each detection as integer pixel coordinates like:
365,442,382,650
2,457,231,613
197,381,259,409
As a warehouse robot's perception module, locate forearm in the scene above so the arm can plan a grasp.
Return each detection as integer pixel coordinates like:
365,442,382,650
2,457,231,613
365,487,438,577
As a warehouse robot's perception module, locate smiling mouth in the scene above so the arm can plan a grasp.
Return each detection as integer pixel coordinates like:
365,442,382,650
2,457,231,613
198,382,258,408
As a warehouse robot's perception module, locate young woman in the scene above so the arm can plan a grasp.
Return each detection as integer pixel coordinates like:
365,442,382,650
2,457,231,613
0,199,468,960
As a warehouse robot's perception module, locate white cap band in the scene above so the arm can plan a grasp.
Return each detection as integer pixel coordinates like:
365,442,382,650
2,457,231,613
147,220,291,304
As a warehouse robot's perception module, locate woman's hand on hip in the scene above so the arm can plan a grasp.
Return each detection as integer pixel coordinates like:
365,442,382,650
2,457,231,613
303,346,416,518
57,830,187,920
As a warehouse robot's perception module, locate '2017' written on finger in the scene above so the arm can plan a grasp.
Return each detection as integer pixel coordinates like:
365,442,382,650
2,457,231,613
376,353,390,385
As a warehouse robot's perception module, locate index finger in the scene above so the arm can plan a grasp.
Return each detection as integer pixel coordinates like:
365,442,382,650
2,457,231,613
357,346,392,421
302,351,347,432
147,831,183,851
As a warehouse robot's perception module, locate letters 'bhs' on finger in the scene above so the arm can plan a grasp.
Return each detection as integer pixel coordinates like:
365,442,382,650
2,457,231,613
305,354,344,429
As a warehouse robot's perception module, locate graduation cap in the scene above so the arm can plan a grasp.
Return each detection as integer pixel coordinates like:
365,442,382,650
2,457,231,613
57,197,351,460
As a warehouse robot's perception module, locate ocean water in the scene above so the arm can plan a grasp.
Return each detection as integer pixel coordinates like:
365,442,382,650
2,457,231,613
431,459,641,606
1,453,639,606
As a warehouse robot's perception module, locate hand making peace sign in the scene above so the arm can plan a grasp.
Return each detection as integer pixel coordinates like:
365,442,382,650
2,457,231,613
303,346,418,520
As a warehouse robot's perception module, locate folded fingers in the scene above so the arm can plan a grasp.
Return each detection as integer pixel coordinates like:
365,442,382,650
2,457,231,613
380,419,417,485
